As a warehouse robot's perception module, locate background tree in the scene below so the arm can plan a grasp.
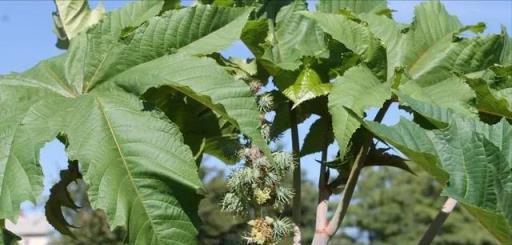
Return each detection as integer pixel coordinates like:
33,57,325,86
342,166,498,245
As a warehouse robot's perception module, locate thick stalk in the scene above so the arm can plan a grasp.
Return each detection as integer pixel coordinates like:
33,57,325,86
313,100,392,244
289,102,302,225
418,197,458,245
313,127,330,244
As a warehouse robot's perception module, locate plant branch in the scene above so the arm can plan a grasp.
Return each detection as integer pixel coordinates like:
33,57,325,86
314,120,331,237
418,197,458,245
325,100,392,236
289,101,301,225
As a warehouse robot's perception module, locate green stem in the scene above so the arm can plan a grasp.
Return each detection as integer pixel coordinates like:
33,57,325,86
289,101,301,225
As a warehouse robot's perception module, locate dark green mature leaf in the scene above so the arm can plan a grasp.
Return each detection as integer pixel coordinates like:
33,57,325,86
45,160,82,236
360,98,512,243
328,65,390,157
241,19,269,57
65,0,165,93
66,2,252,92
316,0,387,14
399,76,477,117
466,74,512,119
53,0,105,47
0,224,19,245
302,10,387,78
203,135,241,164
363,118,448,182
113,6,252,72
107,54,270,156
1,1,260,243
399,96,512,163
300,116,333,157
22,91,202,244
0,75,69,221
302,11,383,64
262,0,328,70
144,88,241,164
364,148,414,174
361,1,506,115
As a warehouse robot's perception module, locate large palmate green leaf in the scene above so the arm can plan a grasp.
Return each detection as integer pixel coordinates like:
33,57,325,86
466,72,512,119
360,1,506,115
107,54,269,155
0,69,202,245
66,3,265,153
328,65,390,157
0,1,260,243
262,0,328,70
360,98,512,243
144,88,241,164
302,10,387,78
66,3,251,92
302,11,383,63
0,75,68,221
53,0,106,41
65,0,165,93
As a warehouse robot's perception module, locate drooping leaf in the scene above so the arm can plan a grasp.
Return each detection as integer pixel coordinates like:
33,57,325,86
302,11,387,78
282,67,331,108
144,88,241,164
107,54,270,156
300,116,333,157
52,0,106,47
203,135,241,164
398,96,512,163
328,65,390,157
302,11,383,64
364,148,414,175
0,224,19,245
465,73,512,119
262,0,328,70
45,160,82,236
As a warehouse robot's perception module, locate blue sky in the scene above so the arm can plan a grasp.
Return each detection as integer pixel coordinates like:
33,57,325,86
0,1,511,211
